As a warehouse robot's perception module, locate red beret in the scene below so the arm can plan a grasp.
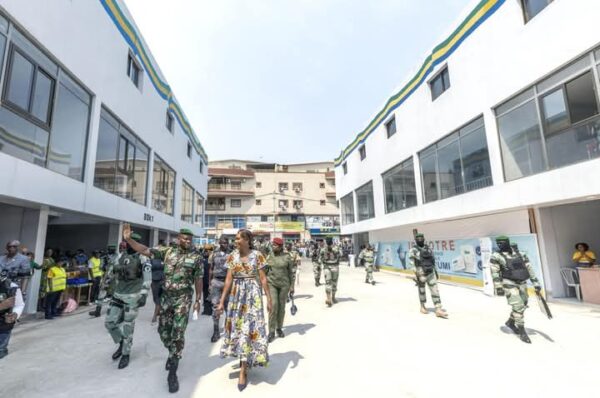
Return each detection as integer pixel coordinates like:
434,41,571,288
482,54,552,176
272,237,284,246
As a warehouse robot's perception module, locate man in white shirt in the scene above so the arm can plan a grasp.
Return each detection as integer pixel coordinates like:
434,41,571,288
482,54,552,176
0,269,25,359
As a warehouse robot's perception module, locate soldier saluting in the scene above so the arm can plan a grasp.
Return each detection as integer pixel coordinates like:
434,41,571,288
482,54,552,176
409,233,448,318
123,224,203,394
490,236,541,344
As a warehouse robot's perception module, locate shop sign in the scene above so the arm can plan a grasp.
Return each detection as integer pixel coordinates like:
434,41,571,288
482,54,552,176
309,227,340,234
247,221,304,232
144,213,154,222
247,221,274,232
374,234,545,290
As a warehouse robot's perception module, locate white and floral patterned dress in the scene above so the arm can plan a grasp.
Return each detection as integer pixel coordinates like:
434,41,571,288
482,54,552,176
220,249,269,367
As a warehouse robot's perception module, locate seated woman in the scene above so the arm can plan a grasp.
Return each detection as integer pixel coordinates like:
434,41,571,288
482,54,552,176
572,242,596,267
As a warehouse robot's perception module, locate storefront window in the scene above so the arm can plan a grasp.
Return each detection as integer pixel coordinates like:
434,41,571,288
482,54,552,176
152,155,176,215
355,181,375,221
382,158,417,213
341,192,355,225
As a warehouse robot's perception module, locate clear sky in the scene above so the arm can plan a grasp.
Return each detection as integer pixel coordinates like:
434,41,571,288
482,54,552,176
124,0,473,164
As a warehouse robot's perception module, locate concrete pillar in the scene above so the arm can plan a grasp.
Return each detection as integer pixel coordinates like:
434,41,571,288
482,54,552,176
107,222,123,248
19,207,49,314
150,228,159,247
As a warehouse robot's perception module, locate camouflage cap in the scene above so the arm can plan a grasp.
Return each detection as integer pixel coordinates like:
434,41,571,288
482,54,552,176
130,232,142,242
495,235,510,242
415,233,424,238
179,228,194,237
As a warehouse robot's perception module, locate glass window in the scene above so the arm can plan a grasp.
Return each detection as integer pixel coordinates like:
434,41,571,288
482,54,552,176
152,155,176,215
207,197,225,211
382,158,417,213
181,181,194,223
342,162,347,175
386,116,396,138
565,72,598,124
231,181,242,190
278,182,288,191
93,109,148,204
31,70,54,123
430,66,450,100
497,100,546,181
166,111,174,133
194,192,204,226
292,182,303,191
436,138,462,199
279,200,289,209
47,79,91,180
256,182,262,188
205,215,216,228
187,142,192,158
6,50,34,111
256,199,262,206
461,125,493,191
522,0,553,23
420,152,438,203
293,200,303,208
127,54,141,87
341,193,355,225
199,161,203,174
541,89,569,134
359,145,366,160
230,198,241,208
0,106,49,166
355,181,375,221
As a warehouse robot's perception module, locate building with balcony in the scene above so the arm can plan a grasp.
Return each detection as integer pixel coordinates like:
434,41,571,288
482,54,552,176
206,160,339,241
335,0,600,303
0,0,208,313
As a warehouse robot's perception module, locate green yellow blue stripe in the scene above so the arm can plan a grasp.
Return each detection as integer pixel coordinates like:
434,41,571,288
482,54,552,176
334,0,506,166
99,0,208,163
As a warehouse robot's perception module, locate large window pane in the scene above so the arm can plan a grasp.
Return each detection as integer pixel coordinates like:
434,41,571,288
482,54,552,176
341,193,355,225
383,158,417,213
181,181,194,223
355,181,375,221
31,70,54,123
47,81,90,180
522,0,552,22
153,155,175,215
420,153,438,203
0,106,48,166
133,144,148,204
93,115,119,194
565,72,598,124
436,139,462,199
541,89,569,134
497,100,545,181
195,193,204,226
545,116,600,169
6,50,34,111
460,126,493,191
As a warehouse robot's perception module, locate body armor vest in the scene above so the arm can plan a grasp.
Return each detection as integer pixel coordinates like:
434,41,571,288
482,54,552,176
417,245,435,273
115,254,142,281
500,253,530,282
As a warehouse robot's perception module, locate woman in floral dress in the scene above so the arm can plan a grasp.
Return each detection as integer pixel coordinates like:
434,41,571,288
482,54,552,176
217,229,272,391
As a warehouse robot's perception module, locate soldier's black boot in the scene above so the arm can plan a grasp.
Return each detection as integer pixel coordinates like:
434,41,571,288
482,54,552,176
518,326,531,344
505,319,519,334
276,328,285,338
112,341,123,360
118,354,130,369
167,359,179,393
211,324,220,343
165,357,173,371
202,301,212,316
268,332,275,343
332,293,338,304
89,305,101,317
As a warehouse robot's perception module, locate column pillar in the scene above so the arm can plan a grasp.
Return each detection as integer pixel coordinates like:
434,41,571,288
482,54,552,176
20,207,49,314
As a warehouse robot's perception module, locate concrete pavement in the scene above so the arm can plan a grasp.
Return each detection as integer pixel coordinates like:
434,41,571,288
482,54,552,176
1,259,599,398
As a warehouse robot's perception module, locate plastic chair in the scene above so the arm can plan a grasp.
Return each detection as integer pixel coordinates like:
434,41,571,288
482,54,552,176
560,268,582,301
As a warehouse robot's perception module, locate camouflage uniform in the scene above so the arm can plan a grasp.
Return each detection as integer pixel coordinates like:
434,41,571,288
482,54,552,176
312,248,322,285
286,249,300,287
490,250,540,328
409,245,442,309
151,246,203,360
209,249,229,328
320,245,341,304
266,251,295,333
358,248,375,284
104,253,150,357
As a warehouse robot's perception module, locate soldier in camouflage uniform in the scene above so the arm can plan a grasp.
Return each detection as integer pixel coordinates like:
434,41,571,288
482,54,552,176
123,224,203,394
358,244,376,285
104,234,150,369
320,237,341,307
266,238,295,342
285,242,300,290
208,238,230,343
312,241,323,286
409,233,448,318
490,236,541,344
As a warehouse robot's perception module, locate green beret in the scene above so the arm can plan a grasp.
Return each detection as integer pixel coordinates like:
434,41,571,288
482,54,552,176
179,228,194,237
415,233,424,238
495,235,509,241
130,232,142,242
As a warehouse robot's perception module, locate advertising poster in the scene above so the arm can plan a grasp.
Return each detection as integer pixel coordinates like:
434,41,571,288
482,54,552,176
375,234,545,290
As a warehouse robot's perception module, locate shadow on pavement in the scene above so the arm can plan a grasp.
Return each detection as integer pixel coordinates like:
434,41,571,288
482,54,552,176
526,328,554,342
335,297,357,303
284,323,316,336
249,351,304,386
292,294,313,300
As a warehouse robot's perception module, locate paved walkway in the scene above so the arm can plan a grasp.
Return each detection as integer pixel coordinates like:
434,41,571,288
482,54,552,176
2,259,599,397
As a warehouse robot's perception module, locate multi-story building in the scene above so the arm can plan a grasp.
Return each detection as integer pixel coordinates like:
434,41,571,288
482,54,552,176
206,160,339,241
0,0,208,312
335,0,600,301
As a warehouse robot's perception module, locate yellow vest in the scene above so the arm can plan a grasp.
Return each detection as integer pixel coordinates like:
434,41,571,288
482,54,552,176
48,266,67,292
90,257,103,278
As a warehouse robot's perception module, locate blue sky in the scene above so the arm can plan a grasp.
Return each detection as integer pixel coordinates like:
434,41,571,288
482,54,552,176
124,0,473,164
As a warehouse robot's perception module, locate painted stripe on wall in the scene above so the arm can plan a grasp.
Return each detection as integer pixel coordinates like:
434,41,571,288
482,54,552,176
98,0,208,163
334,0,506,166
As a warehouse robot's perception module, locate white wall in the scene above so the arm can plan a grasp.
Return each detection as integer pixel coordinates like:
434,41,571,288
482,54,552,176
336,0,600,236
0,0,207,234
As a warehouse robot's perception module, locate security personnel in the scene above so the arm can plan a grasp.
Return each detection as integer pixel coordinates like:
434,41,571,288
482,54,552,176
208,238,230,343
359,244,376,285
88,251,104,305
490,236,541,344
201,244,213,316
123,224,203,394
266,238,295,342
104,233,150,369
90,245,119,318
285,242,300,290
409,233,448,318
45,258,67,319
320,237,341,307
0,270,24,359
312,242,323,286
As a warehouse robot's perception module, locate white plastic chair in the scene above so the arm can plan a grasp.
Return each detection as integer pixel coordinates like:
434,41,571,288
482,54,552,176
560,268,582,301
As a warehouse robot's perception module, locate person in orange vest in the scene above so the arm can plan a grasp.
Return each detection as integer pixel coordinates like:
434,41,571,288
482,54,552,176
88,251,103,304
45,257,67,320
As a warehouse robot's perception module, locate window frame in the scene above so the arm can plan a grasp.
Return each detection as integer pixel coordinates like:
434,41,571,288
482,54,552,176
342,162,347,175
166,110,174,133
429,65,451,101
359,144,366,161
2,44,56,130
278,182,289,191
320,200,326,206
385,116,397,138
256,181,262,188
230,198,242,208
381,157,417,214
255,199,262,206
127,52,142,89
293,200,303,209
319,182,325,189
521,0,553,23
187,142,192,158
199,160,204,174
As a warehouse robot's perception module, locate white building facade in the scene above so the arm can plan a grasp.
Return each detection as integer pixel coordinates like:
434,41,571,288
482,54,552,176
0,0,208,311
335,0,600,300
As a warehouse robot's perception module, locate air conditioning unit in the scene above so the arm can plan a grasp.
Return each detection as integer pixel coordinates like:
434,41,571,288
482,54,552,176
294,204,302,209
294,188,301,193
279,204,287,211
279,187,286,192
